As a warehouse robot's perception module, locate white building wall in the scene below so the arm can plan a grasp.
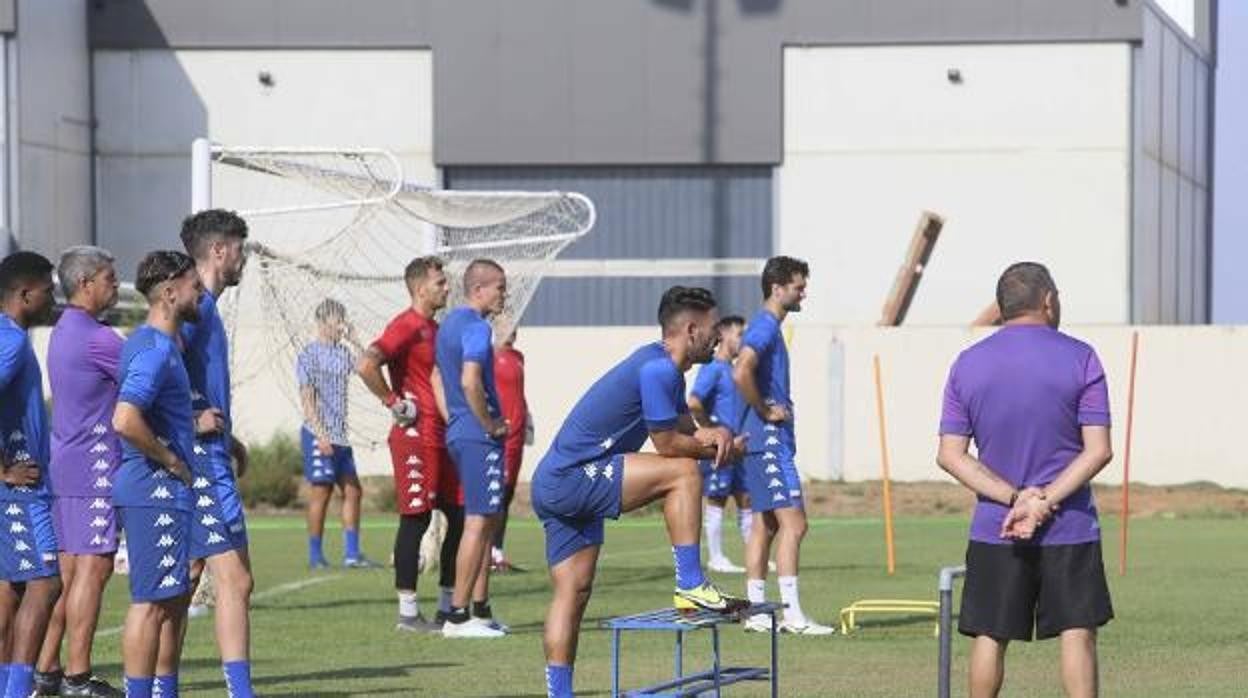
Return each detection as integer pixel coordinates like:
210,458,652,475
779,43,1132,326
93,49,435,276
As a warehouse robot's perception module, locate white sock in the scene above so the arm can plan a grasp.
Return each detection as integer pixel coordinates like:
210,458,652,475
398,590,418,619
778,575,806,625
738,508,753,542
746,578,766,605
704,504,725,561
439,586,454,614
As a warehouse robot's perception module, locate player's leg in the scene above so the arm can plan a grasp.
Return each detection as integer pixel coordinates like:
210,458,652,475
7,576,62,697
304,484,333,569
336,447,372,567
0,581,16,689
491,444,523,572
34,552,73,684
444,438,505,637
542,544,599,698
393,511,434,631
60,554,116,695
437,505,464,623
1058,629,1098,698
446,511,501,635
968,636,1008,698
204,547,254,695
121,598,183,698
1039,542,1111,698
4,498,63,697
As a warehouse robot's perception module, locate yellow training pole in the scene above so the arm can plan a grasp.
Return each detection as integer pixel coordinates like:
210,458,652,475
872,354,897,575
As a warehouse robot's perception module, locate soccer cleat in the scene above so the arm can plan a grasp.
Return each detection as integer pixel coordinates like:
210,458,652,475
707,556,746,574
309,556,331,570
743,614,776,633
442,616,506,638
33,669,63,697
343,556,381,569
395,614,441,633
779,618,837,636
673,581,750,614
61,675,124,698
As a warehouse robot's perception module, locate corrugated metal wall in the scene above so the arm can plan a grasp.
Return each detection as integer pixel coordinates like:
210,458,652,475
444,166,771,326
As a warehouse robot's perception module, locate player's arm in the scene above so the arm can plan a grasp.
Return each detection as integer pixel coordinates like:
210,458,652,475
0,341,38,485
1041,354,1114,507
462,361,505,438
643,361,737,465
113,403,193,486
299,385,330,442
936,434,1022,507
357,345,397,404
431,366,450,422
732,347,787,423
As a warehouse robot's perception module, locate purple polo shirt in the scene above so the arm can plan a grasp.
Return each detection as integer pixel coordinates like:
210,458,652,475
48,307,123,498
939,324,1111,546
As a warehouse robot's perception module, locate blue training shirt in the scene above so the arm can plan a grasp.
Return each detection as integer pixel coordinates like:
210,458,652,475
0,313,51,502
689,358,739,429
180,292,233,475
435,306,501,442
536,342,688,475
737,309,795,447
113,325,194,511
295,341,353,445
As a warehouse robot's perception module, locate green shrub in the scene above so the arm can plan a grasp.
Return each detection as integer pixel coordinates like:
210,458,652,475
239,432,301,509
369,475,397,513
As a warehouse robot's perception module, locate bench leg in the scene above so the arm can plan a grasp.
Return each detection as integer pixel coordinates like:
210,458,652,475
712,625,722,697
674,630,683,679
612,628,621,698
770,608,779,698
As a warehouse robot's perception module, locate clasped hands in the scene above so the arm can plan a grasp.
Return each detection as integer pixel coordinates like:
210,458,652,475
1000,487,1058,541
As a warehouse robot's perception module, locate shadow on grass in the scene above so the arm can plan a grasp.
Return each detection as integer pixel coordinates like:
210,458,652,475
179,662,460,691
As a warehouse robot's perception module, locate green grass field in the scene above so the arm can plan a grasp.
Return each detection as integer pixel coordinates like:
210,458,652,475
80,514,1246,696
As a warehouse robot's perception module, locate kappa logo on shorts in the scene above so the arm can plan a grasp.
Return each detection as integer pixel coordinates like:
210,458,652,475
94,476,111,489
193,444,207,456
764,464,780,474
489,495,501,507
159,554,176,568
765,436,780,446
405,427,419,438
156,534,175,548
206,532,226,545
600,437,615,449
603,463,615,481
193,477,210,489
582,463,600,480
768,478,783,489
91,423,107,436
90,498,108,510
311,470,325,479
152,469,169,480
92,458,110,471
763,452,777,461
405,455,422,466
159,574,180,589
4,504,20,516
201,514,220,526
486,452,500,462
90,442,109,454
764,424,778,432
154,513,174,527
407,483,422,494
488,480,501,492
772,492,786,502
229,520,244,534
408,497,424,510
407,469,421,480
197,495,214,508
312,459,324,467
18,559,33,571
14,540,30,552
150,486,172,500
90,516,109,529
486,466,501,477
13,449,30,461
7,429,23,442
9,521,27,533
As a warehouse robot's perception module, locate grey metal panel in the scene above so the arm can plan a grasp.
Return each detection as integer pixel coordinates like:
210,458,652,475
1141,12,1163,158
1193,179,1208,321
89,0,434,49
1193,59,1209,186
444,166,772,260
1178,45,1197,179
0,0,13,34
1159,166,1179,323
1177,177,1194,321
521,275,759,326
1133,154,1162,323
1160,27,1181,170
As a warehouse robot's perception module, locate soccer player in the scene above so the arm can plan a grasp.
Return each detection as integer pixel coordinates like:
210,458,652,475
34,247,124,698
110,251,200,698
0,251,62,698
533,286,748,698
178,209,255,696
688,315,752,574
733,255,833,635
357,256,462,632
937,263,1113,698
490,329,529,573
297,298,376,569
434,259,511,638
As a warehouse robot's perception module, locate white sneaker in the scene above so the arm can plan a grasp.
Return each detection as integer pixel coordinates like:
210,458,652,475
743,614,775,633
442,616,506,638
477,615,510,633
779,617,836,636
707,556,746,574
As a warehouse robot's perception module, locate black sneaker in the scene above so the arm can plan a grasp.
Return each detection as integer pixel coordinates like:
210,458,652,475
61,675,123,698
33,669,63,697
434,609,451,624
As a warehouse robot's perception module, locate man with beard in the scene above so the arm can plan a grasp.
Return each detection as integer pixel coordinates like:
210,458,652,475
733,256,834,635
177,210,255,697
0,251,61,698
532,286,748,698
110,251,200,698
34,246,124,697
358,256,465,632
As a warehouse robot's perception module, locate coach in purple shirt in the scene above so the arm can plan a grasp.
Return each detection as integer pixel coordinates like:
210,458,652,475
937,262,1113,698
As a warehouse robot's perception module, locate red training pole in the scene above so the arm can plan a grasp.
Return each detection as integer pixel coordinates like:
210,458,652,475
1119,331,1139,576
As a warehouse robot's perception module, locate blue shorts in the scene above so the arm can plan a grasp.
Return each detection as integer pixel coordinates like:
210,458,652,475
447,437,506,516
699,459,746,499
189,473,248,560
742,434,803,513
300,427,358,485
0,499,60,582
116,506,190,602
531,454,626,566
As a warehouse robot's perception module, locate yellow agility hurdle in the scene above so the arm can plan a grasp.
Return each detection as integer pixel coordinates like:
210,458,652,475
838,599,941,636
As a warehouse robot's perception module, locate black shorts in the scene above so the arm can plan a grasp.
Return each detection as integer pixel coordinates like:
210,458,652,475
959,540,1113,641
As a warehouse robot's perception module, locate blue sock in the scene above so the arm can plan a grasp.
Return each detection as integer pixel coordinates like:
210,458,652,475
672,544,706,589
0,667,9,697
223,661,254,698
4,664,32,698
154,673,178,697
343,528,360,560
124,676,154,698
545,664,573,698
308,535,324,562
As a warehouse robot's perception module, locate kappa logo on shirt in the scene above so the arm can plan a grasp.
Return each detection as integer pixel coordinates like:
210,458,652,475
405,427,419,438
152,469,169,480
90,516,109,529
406,469,421,480
92,459,110,471
486,466,501,477
191,390,204,401
90,498,108,510
156,534,175,548
13,449,30,462
762,452,777,461
91,424,107,436
763,424,778,432
405,455,422,466
90,535,106,546
90,442,109,454
206,532,226,545
154,513,174,527
150,486,172,500
196,495,214,508
193,444,207,456
4,504,21,516
159,554,176,569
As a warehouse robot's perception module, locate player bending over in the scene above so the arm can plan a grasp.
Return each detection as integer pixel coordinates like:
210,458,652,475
533,286,748,698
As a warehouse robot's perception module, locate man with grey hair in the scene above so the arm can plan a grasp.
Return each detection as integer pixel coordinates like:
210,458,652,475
33,246,124,697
